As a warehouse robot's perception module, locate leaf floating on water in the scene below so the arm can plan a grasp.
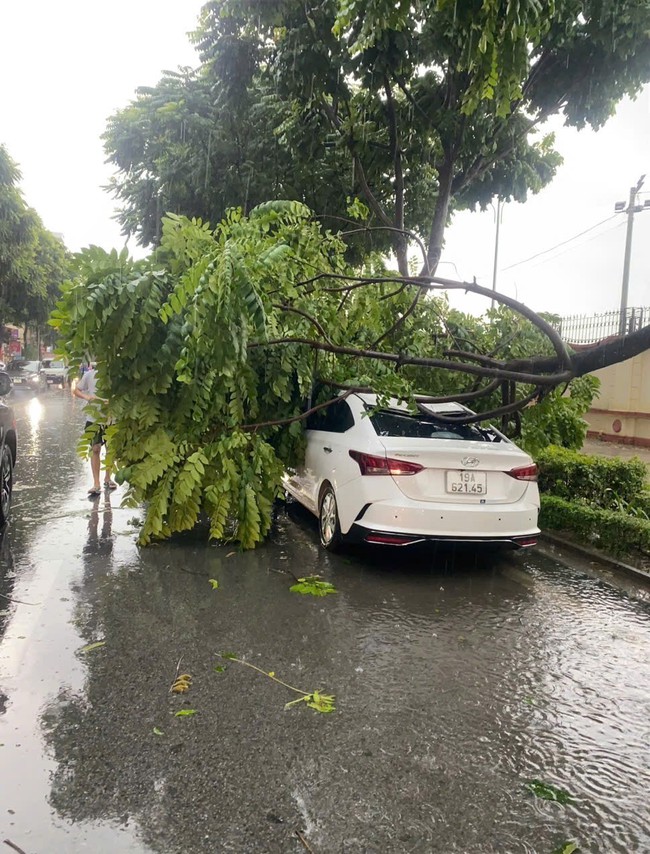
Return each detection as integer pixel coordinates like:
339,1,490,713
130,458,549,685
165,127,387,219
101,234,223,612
526,780,574,804
153,727,164,736
208,578,219,589
80,641,106,653
214,665,227,673
220,651,237,659
268,671,275,677
552,843,579,854
171,673,192,694
289,575,337,597
174,709,198,717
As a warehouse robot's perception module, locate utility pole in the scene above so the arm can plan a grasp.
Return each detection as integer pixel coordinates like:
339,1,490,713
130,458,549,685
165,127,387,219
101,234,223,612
616,175,647,335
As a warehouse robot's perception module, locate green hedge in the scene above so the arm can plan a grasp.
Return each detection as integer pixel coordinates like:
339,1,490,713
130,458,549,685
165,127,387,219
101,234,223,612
540,495,650,558
536,445,647,511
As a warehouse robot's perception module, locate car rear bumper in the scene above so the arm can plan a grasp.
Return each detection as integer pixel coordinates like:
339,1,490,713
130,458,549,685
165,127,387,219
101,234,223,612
10,379,42,390
346,525,538,548
344,498,539,547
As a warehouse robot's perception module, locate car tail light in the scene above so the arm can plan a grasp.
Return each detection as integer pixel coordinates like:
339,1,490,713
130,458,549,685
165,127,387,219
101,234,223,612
507,464,538,481
349,450,423,476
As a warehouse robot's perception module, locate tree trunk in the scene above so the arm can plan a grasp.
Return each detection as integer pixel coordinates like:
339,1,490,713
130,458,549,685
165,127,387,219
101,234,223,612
504,324,650,377
424,156,454,275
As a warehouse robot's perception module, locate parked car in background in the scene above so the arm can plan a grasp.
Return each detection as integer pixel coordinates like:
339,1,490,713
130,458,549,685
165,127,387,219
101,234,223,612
284,393,540,551
5,359,47,393
0,372,16,526
42,358,69,387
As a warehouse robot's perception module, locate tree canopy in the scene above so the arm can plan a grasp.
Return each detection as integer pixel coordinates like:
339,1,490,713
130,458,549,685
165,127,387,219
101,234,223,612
0,144,69,331
104,0,650,274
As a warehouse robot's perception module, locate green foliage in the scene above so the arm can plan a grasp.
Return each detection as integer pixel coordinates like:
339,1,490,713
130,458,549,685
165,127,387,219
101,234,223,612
104,0,650,284
519,376,600,456
215,652,336,714
539,446,650,559
174,709,198,717
552,843,579,854
284,690,336,714
289,575,338,597
526,779,574,804
540,495,650,558
0,144,70,328
79,640,106,654
208,578,219,590
537,446,647,510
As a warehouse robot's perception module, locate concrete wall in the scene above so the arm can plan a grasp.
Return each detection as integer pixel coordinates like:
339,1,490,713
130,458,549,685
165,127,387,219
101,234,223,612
584,349,650,447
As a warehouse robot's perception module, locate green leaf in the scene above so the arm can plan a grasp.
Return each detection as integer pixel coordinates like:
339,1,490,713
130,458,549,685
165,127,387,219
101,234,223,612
220,651,237,659
289,575,337,597
552,843,579,854
526,780,574,804
80,640,106,653
208,578,220,589
214,665,227,673
174,709,198,717
285,690,336,713
153,727,164,736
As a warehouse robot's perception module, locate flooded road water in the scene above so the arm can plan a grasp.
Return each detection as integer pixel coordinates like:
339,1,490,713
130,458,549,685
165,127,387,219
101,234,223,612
1,392,649,853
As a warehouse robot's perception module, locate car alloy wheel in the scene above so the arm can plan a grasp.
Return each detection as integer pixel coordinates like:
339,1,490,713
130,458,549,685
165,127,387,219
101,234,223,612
0,445,13,526
319,485,343,552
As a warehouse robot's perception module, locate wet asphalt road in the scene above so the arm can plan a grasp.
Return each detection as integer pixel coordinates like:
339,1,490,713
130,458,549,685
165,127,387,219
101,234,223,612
1,392,650,854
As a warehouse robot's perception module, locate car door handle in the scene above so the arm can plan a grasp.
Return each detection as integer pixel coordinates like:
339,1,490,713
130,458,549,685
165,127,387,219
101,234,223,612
323,446,333,454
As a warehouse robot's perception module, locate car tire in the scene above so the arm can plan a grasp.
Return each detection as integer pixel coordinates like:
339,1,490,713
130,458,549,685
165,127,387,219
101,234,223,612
319,485,344,552
0,444,13,527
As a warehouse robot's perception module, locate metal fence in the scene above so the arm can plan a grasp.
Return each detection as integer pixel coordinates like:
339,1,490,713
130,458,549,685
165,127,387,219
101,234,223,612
555,307,650,344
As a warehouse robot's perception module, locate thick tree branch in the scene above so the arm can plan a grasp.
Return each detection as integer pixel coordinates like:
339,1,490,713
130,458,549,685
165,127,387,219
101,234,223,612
249,336,571,386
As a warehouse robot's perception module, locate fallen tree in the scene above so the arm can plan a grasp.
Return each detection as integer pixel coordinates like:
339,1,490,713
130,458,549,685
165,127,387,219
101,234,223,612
51,202,648,547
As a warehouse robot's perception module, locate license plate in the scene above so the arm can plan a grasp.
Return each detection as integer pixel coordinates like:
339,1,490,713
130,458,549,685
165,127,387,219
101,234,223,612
13,378,22,384
445,470,487,495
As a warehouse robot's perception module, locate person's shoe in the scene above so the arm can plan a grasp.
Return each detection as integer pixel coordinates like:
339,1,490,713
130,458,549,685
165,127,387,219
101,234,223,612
104,480,118,490
88,486,102,497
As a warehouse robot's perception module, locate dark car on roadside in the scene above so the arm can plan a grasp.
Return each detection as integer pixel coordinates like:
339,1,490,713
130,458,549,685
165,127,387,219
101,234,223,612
5,359,47,393
0,372,16,525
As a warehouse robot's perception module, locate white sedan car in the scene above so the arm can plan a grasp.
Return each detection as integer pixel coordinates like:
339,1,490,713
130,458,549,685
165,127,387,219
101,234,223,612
284,393,540,551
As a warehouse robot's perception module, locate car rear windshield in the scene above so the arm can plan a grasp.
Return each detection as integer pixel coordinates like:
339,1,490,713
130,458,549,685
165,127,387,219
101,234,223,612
368,408,500,442
8,360,38,371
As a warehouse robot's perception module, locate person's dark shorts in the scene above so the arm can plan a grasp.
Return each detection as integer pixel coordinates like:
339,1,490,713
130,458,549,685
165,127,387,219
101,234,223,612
85,421,105,447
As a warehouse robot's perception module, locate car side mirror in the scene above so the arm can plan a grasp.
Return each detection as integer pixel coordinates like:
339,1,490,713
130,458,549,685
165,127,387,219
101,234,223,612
0,372,12,396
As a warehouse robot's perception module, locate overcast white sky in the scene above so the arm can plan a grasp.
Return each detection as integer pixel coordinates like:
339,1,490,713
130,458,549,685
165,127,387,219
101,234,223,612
1,1,649,320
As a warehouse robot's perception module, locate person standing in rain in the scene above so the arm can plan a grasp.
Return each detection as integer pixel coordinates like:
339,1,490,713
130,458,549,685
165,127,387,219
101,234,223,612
73,363,117,496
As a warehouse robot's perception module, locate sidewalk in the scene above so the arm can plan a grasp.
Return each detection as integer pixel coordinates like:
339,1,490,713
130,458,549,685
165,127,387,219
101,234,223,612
581,437,650,475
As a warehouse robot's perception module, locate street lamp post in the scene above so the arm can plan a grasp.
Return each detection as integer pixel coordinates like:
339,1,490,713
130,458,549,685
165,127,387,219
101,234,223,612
616,175,648,335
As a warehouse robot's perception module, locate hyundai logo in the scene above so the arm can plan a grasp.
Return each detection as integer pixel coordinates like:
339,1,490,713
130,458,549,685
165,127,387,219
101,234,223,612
461,456,480,468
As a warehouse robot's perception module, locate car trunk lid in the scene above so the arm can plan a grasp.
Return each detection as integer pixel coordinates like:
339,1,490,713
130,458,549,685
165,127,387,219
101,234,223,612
376,437,533,504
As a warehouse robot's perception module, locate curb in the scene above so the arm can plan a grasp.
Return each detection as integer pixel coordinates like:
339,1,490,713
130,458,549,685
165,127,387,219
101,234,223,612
539,531,650,583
